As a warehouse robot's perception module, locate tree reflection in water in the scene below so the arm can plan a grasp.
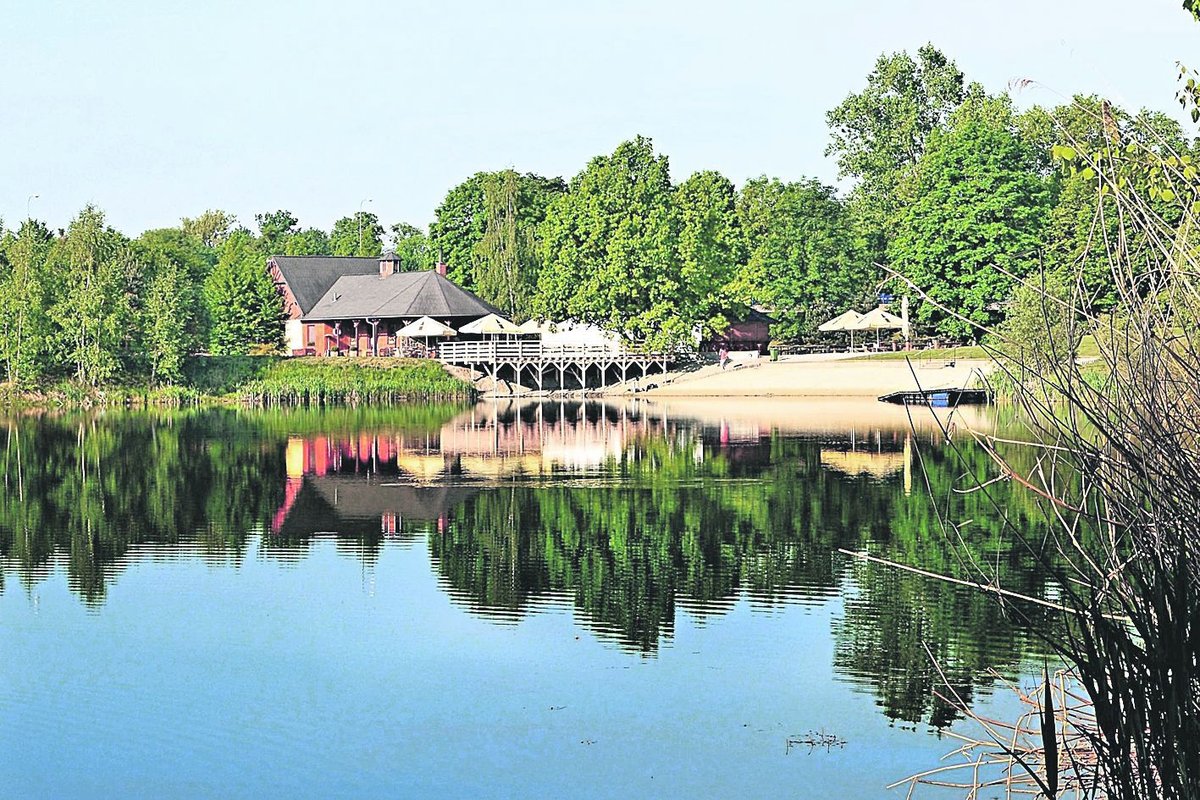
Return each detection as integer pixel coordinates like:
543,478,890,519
0,399,1056,727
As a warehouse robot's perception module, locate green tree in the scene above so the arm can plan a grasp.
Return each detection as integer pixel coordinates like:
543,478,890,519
143,260,197,383
255,210,300,255
0,220,54,385
1021,97,1191,313
673,170,746,333
826,44,966,233
330,212,383,257
283,227,331,256
474,170,542,320
535,136,696,347
390,222,432,271
136,227,215,283
735,177,870,340
430,171,565,288
889,92,1051,340
204,230,281,354
48,206,138,384
180,209,237,249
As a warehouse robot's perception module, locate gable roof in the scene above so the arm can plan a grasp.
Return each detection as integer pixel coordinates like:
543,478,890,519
303,269,501,321
271,255,380,315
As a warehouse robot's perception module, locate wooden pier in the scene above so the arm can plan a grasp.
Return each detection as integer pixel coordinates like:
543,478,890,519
437,340,670,390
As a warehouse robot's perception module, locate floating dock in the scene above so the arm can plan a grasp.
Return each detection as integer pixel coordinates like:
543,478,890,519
878,388,991,407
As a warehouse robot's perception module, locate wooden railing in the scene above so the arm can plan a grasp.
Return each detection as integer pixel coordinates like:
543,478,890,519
437,340,662,363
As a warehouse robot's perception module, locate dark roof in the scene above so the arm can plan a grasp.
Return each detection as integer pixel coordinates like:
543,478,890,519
271,255,380,315
379,249,401,261
303,269,501,321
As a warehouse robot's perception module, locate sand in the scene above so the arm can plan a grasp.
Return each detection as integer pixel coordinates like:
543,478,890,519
636,354,993,398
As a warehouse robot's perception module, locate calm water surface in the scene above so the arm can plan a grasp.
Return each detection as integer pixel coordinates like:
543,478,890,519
0,399,1056,798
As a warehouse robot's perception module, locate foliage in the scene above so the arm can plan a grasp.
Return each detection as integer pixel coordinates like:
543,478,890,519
735,177,872,339
889,92,1052,340
47,206,139,385
330,212,384,257
0,220,54,385
1022,96,1191,313
993,269,1081,375
283,227,331,256
142,260,197,383
674,170,746,334
826,44,965,237
204,230,282,355
536,136,724,349
390,222,433,271
239,357,475,404
180,209,237,248
430,171,565,288
254,209,300,255
474,170,544,320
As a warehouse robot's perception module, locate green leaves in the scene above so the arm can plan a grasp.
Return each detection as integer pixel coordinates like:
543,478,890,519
889,93,1051,340
1050,144,1076,162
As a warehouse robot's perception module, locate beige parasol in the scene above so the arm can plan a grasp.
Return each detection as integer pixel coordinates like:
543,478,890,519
818,309,864,349
849,306,909,348
459,313,522,336
397,316,456,356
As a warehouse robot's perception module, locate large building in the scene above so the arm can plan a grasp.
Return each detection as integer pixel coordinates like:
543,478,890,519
269,251,500,356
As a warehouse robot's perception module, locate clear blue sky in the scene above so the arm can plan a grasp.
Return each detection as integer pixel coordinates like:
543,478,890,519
2,0,1195,237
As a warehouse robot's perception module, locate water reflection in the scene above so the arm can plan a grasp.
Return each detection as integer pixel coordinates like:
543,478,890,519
0,399,1053,727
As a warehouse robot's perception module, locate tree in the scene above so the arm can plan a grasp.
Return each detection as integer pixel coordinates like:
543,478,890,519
254,210,300,256
536,136,702,348
735,177,871,340
48,206,138,384
330,212,383,257
1021,96,1191,313
136,228,215,283
390,222,432,271
474,170,542,320
430,171,565,288
134,228,212,380
0,220,53,385
889,92,1051,340
673,170,746,333
180,209,237,249
143,260,196,383
826,44,966,224
283,227,331,256
204,230,281,354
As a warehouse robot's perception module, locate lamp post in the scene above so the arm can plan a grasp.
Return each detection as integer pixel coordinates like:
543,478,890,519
26,194,39,220
358,198,373,254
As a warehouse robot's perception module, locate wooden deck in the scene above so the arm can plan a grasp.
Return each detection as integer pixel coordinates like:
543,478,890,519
437,340,670,390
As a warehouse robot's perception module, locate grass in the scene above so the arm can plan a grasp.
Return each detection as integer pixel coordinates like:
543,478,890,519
0,356,476,409
235,356,475,405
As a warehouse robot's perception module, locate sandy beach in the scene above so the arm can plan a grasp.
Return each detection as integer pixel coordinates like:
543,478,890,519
636,354,992,397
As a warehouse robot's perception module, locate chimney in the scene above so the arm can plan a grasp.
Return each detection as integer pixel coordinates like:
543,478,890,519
379,249,400,278
435,261,448,277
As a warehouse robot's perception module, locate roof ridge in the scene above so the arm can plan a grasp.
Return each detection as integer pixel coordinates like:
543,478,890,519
426,271,453,310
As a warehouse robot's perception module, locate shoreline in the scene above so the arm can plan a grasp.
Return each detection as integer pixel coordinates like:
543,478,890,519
475,355,995,399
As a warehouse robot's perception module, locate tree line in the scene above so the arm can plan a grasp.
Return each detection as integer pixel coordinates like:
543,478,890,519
1,41,1194,387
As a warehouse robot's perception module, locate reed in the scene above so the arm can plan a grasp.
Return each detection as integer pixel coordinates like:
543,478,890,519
237,357,476,406
891,99,1200,799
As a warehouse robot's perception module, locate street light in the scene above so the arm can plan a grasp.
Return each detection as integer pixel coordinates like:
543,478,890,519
26,194,39,220
358,198,373,254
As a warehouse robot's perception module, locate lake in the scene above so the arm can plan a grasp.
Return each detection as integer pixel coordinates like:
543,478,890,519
0,398,1055,798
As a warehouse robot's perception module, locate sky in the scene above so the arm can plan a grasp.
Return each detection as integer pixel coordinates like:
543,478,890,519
1,0,1196,237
